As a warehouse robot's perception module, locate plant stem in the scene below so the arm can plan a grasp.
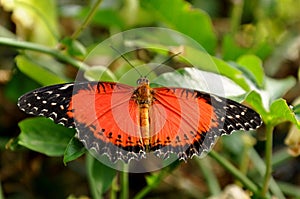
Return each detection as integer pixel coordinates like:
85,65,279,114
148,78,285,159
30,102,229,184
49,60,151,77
71,0,103,40
120,164,129,199
0,37,88,70
133,161,179,199
133,171,166,199
260,124,274,197
208,150,258,194
230,0,244,33
110,175,118,199
0,181,4,199
195,158,221,196
249,148,285,199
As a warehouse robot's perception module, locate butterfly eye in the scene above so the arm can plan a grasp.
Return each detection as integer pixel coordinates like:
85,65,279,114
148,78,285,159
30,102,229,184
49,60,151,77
136,77,149,85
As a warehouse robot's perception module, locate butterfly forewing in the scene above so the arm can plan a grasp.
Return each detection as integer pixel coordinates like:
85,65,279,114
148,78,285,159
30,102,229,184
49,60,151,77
18,83,75,128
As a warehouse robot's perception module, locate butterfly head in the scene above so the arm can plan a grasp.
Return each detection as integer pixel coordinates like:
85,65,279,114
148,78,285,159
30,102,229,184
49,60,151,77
136,77,150,86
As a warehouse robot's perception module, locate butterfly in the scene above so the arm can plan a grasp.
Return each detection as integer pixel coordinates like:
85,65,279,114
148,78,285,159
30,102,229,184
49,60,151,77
18,75,262,163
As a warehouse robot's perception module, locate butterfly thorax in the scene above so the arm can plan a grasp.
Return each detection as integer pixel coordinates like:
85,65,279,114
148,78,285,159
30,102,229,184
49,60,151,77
132,77,154,150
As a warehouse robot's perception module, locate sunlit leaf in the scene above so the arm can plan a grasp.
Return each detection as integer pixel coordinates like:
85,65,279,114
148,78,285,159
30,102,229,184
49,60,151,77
16,55,67,85
237,54,264,87
140,0,217,54
152,68,245,99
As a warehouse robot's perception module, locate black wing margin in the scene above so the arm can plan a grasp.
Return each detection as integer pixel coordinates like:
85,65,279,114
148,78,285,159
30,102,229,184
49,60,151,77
17,83,76,128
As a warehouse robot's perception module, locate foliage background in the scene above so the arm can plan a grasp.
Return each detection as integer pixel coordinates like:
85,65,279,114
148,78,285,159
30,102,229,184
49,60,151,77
0,0,300,199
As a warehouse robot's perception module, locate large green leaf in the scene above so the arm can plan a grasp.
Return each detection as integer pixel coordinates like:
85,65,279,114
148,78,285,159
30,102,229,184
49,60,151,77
140,0,217,54
152,67,246,99
16,55,67,86
18,117,75,156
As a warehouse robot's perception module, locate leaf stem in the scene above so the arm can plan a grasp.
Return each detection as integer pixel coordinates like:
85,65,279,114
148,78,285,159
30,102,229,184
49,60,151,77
71,0,103,40
208,150,258,194
260,124,274,197
0,37,88,70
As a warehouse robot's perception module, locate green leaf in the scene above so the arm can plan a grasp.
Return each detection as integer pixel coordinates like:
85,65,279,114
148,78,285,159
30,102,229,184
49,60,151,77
152,67,246,99
178,46,251,91
269,99,300,127
63,137,86,165
246,91,299,127
84,66,117,82
18,117,76,156
245,90,269,118
16,55,66,86
140,0,217,54
212,57,251,91
237,54,264,87
87,154,117,198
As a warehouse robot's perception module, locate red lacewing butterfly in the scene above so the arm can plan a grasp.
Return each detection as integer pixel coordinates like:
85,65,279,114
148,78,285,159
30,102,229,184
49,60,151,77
17,53,262,163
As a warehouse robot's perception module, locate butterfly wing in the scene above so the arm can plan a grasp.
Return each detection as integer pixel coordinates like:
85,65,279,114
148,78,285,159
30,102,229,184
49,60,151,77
18,83,76,127
18,82,145,162
149,87,262,160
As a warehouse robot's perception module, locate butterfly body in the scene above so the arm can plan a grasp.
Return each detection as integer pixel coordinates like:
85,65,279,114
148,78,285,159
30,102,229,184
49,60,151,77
18,77,262,162
132,77,153,150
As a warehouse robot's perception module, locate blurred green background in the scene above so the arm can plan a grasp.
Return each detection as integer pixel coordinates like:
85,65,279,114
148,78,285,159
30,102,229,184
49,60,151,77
1,0,300,198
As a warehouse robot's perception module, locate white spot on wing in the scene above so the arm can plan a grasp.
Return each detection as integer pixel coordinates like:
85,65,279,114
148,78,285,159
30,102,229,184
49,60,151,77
59,84,73,90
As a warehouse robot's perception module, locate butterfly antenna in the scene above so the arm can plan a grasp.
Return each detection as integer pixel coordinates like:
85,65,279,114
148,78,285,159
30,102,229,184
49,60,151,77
110,45,143,77
144,52,181,77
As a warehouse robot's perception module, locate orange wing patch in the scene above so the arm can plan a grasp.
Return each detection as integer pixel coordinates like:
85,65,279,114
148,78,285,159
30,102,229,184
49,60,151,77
149,88,219,159
68,82,145,162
